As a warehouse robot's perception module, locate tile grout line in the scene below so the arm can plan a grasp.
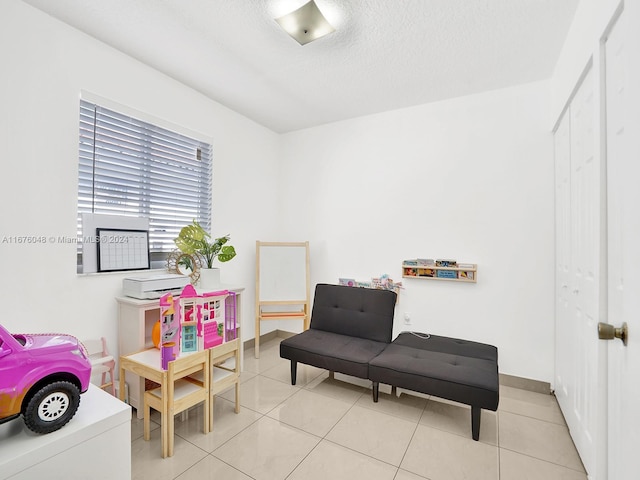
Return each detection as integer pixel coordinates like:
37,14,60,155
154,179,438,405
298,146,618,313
497,445,588,475
396,391,428,474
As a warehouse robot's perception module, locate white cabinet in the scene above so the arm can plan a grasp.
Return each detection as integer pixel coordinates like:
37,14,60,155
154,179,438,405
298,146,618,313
116,295,161,415
0,385,131,480
116,286,244,418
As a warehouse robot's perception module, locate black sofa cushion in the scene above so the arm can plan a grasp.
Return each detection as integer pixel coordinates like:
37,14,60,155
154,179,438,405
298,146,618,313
280,283,397,380
309,283,397,343
368,332,499,410
280,330,389,379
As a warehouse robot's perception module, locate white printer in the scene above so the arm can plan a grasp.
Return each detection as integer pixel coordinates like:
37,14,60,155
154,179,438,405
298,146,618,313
122,273,191,299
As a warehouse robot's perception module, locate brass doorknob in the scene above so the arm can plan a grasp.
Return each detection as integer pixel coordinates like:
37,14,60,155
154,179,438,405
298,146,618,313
598,322,628,346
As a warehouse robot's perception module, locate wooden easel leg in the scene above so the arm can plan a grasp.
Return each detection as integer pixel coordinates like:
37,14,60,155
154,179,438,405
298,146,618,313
255,317,260,358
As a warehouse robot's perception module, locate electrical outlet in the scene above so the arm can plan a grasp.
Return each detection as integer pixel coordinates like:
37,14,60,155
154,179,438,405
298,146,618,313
404,312,411,325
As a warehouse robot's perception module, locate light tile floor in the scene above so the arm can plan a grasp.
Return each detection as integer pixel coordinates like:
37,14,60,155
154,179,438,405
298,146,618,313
130,337,587,480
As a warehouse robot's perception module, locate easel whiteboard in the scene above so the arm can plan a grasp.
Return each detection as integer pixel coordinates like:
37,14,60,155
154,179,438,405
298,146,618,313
255,241,310,358
258,243,309,302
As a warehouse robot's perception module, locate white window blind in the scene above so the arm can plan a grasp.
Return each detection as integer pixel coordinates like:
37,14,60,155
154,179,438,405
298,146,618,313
78,100,212,255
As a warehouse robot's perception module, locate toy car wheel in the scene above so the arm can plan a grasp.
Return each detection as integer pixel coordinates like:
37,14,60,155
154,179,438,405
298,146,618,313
23,381,81,434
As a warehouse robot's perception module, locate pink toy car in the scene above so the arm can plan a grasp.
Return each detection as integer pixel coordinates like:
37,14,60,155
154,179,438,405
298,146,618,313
0,323,92,434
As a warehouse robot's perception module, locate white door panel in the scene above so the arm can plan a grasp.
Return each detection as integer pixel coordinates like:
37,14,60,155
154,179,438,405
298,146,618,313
554,66,602,477
569,67,599,475
554,110,571,400
605,5,640,479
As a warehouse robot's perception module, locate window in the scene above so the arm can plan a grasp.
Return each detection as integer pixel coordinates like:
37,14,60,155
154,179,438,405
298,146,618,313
78,99,212,267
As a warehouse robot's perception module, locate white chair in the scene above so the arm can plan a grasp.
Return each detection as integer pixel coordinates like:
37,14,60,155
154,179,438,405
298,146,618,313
83,337,116,396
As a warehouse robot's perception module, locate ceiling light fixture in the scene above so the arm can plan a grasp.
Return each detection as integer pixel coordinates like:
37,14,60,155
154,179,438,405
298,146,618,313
275,0,336,46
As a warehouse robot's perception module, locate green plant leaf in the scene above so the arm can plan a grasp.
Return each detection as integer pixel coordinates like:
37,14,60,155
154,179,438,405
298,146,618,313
217,245,236,263
174,222,236,267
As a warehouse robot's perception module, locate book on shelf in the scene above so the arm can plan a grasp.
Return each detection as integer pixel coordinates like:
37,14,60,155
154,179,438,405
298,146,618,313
435,259,457,267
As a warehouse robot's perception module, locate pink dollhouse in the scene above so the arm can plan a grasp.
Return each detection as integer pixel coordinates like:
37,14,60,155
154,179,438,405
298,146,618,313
158,285,232,370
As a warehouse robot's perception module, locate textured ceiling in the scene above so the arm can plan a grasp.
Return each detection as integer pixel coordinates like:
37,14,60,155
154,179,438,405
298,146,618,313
22,0,579,133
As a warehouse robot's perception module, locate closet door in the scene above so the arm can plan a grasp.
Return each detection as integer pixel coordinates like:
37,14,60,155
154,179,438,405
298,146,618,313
554,109,571,401
554,66,603,477
569,67,602,477
605,5,640,478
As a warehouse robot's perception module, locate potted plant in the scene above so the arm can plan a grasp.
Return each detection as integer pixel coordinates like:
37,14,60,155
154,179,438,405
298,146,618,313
174,220,236,287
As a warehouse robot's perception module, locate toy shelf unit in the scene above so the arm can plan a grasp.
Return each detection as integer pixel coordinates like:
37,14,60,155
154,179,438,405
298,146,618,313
402,259,477,283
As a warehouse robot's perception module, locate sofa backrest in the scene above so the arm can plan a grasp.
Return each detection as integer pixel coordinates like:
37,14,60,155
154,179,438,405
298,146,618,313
309,283,397,343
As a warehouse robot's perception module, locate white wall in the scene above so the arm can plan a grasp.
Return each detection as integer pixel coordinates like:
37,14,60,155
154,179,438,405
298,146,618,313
0,0,280,355
2,0,557,384
278,82,556,382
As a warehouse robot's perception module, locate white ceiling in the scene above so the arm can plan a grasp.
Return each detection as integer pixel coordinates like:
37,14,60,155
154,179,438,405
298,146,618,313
23,0,579,133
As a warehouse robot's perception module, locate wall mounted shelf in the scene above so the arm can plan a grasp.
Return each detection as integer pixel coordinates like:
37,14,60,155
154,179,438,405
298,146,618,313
402,261,477,283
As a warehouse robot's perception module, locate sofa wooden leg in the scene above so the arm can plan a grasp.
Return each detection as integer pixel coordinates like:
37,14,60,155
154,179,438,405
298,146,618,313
471,406,481,441
372,381,379,402
290,360,297,385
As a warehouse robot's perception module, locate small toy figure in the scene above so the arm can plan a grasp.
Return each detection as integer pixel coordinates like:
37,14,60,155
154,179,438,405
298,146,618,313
159,292,181,367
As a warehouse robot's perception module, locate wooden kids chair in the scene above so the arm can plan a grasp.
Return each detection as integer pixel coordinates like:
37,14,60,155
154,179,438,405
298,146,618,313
143,349,210,458
189,337,241,432
83,337,116,396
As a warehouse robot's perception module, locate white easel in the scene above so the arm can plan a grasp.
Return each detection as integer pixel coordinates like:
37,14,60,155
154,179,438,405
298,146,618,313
254,241,310,358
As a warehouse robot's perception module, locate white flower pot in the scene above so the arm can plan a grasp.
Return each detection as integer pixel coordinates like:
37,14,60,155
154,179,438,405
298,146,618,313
198,267,221,291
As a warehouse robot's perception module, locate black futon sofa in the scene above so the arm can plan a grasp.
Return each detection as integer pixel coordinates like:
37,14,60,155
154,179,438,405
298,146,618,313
280,283,499,440
280,283,397,384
